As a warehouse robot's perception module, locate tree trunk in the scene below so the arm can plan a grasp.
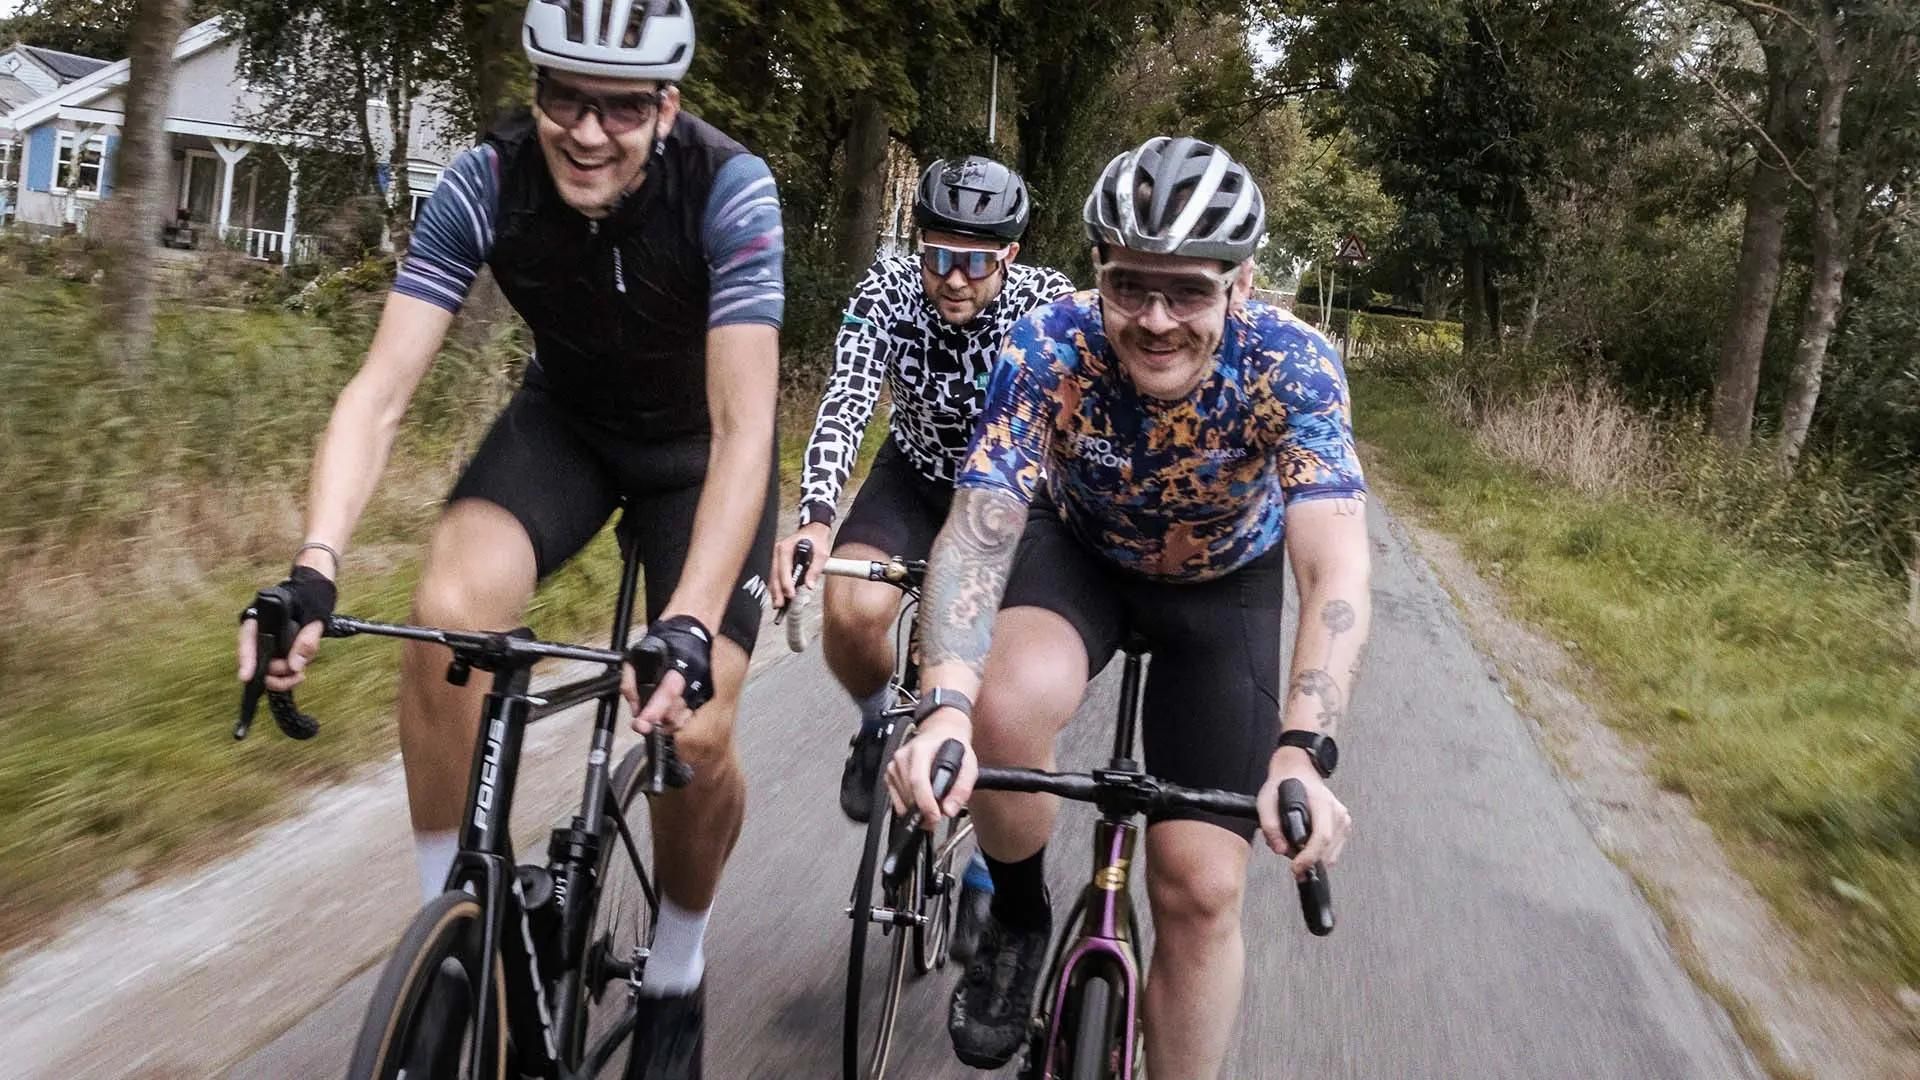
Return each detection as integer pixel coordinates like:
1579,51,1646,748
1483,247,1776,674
1708,59,1795,450
1421,270,1447,321
97,0,191,374
461,0,525,137
1462,247,1489,352
834,93,890,282
1776,15,1854,469
385,59,415,258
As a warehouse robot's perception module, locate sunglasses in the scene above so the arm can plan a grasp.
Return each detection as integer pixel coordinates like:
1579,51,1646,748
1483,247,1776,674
1094,259,1238,321
536,77,663,136
920,243,1012,282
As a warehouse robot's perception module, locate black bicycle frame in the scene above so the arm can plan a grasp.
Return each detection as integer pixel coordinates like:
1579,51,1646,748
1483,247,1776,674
437,526,652,1080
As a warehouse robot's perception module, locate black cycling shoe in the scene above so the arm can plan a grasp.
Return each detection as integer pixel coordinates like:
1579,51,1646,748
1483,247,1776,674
839,726,889,823
948,899,1053,1069
626,982,704,1080
948,881,995,964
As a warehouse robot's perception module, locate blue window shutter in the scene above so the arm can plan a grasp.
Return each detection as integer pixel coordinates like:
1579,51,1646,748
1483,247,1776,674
99,135,118,195
25,125,55,192
374,163,391,193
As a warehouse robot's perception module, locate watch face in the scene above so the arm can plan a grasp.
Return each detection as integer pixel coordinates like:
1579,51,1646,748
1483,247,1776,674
1319,736,1338,775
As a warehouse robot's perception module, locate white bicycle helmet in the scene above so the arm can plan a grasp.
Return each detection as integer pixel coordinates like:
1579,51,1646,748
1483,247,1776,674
1084,136,1266,264
523,0,696,82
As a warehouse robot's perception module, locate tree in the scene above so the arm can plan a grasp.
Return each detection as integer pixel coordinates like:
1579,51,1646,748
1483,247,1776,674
94,0,193,373
227,0,461,255
1773,0,1920,467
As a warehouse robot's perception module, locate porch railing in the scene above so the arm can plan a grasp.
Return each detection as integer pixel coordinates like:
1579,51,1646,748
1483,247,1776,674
221,226,324,265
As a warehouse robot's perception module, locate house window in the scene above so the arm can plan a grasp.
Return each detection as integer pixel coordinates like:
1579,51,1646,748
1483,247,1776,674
55,132,106,195
410,191,430,221
0,139,18,187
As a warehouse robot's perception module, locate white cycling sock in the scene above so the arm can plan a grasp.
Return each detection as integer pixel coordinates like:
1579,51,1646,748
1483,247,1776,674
414,829,459,903
857,686,892,733
641,896,711,997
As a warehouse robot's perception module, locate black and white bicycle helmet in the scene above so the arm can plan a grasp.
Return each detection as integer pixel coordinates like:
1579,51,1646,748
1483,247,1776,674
523,0,696,82
1083,136,1266,263
913,156,1031,243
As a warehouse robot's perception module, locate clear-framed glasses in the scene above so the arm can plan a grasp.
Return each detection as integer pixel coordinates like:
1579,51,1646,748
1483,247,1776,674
535,76,663,136
1094,258,1237,320
920,243,1013,282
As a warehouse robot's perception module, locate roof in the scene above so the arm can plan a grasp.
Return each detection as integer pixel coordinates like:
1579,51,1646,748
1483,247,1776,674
18,46,110,83
0,72,37,112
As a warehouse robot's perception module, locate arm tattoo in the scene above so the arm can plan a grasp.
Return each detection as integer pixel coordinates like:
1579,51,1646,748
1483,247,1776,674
1321,599,1356,634
1290,668,1345,733
919,488,1027,677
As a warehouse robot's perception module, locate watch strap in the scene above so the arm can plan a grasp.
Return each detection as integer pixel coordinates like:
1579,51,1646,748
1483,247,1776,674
915,688,974,725
1277,729,1336,778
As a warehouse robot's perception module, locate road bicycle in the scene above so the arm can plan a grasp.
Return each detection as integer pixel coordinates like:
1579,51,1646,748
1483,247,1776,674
776,539,974,1080
894,639,1335,1080
236,519,689,1080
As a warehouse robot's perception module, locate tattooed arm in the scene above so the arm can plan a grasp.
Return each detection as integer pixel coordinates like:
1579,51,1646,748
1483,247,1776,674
884,485,1029,822
1281,495,1373,739
1258,494,1371,873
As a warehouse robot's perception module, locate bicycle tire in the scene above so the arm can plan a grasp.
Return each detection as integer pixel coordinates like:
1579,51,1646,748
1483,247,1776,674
843,716,913,1080
1069,974,1118,1080
346,891,507,1080
569,740,657,1076
911,819,958,974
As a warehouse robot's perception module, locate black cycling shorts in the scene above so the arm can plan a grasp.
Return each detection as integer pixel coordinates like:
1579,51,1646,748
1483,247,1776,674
833,436,954,560
1000,499,1285,839
447,387,777,655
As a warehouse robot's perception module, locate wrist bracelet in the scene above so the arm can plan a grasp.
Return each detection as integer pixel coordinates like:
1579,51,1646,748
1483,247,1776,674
294,541,342,577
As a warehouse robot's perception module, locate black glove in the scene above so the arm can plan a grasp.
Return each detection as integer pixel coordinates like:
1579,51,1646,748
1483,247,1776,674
241,566,338,641
640,614,716,711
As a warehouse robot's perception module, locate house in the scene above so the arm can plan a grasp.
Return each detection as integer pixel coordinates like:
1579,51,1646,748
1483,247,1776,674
0,42,112,218
0,17,463,263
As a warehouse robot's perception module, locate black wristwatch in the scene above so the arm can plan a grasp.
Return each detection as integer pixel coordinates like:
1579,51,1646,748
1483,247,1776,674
1277,730,1338,778
915,688,974,725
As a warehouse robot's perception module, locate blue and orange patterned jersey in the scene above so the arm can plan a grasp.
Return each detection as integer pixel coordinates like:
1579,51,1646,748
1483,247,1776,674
957,293,1366,581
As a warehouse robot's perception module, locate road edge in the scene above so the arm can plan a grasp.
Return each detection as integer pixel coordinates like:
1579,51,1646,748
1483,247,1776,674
1370,475,1918,1080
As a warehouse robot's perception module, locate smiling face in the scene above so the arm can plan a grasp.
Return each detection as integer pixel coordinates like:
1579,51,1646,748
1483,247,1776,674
918,229,1018,325
1095,245,1255,400
533,71,681,218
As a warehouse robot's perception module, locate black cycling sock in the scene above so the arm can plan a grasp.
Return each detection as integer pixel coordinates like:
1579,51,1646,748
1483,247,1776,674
984,849,1049,930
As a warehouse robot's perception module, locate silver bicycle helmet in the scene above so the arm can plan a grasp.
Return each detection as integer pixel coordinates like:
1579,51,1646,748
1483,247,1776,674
1083,136,1266,263
523,0,696,82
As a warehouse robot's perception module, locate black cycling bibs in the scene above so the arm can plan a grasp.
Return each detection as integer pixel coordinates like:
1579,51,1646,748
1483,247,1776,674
395,109,786,438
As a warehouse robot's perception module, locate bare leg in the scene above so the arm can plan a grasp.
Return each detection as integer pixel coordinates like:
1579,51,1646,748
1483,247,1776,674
1142,821,1251,1080
397,499,539,832
646,638,750,909
819,541,905,701
967,606,1089,862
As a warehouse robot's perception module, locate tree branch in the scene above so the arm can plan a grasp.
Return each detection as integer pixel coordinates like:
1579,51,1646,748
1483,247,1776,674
1676,50,1814,192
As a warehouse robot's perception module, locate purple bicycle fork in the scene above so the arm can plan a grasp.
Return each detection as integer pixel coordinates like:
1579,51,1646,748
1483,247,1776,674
1039,816,1143,1079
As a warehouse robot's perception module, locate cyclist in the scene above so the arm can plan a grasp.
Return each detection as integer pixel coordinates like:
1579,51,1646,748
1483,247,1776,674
767,156,1072,959
236,2,779,1073
887,136,1370,1078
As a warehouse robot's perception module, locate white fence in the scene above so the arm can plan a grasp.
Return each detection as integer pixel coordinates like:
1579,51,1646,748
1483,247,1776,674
221,226,323,265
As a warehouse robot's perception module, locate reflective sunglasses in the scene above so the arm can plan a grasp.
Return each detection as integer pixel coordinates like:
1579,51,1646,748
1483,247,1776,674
920,243,1012,282
536,77,663,136
1094,259,1238,321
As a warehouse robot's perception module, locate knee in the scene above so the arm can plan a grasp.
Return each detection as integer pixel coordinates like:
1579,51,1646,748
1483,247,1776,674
974,661,1079,760
821,584,897,652
1148,858,1246,937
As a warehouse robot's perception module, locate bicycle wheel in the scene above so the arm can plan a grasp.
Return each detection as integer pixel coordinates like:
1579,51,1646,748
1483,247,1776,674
843,717,914,1080
911,818,963,974
346,891,507,1080
1068,974,1119,1080
571,740,658,1077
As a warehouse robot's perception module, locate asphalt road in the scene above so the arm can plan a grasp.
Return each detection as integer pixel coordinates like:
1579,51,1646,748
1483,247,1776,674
4,501,1762,1079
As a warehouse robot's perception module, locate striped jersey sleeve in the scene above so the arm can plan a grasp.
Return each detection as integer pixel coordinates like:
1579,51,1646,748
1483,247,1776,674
392,145,499,313
701,154,785,328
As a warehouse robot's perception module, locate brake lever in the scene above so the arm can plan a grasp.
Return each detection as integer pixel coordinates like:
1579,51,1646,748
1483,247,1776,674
1279,777,1334,936
882,738,966,889
236,586,293,740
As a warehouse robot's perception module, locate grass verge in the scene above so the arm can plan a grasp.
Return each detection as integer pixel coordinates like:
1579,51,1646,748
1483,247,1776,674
1354,370,1920,989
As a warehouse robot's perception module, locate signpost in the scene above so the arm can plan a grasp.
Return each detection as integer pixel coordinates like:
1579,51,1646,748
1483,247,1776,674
1331,233,1369,357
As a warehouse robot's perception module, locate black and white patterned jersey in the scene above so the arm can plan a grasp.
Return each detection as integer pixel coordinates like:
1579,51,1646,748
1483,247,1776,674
798,256,1075,525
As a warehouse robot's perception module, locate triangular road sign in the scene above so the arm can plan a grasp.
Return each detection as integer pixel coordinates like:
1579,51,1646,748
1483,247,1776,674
1334,233,1369,264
